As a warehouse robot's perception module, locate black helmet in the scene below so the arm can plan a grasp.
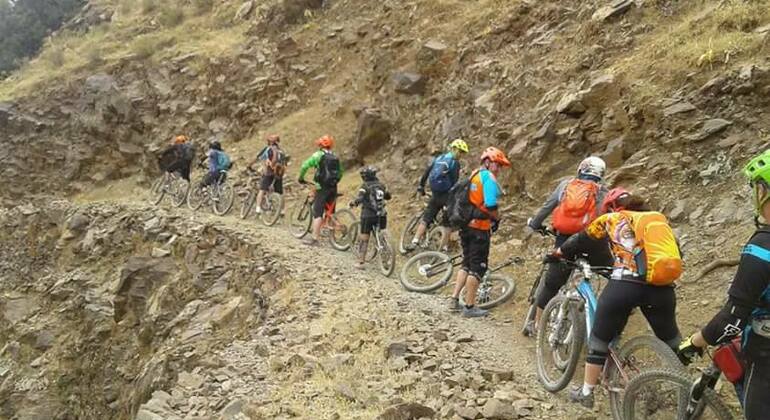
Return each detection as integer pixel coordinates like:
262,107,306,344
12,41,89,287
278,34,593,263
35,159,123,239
209,140,222,151
359,166,377,180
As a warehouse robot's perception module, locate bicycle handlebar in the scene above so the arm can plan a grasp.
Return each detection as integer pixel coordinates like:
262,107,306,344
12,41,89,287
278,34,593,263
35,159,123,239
558,258,614,278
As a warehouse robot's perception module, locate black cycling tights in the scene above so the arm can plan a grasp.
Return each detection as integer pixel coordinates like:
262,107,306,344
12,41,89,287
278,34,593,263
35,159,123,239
744,354,770,419
590,280,681,353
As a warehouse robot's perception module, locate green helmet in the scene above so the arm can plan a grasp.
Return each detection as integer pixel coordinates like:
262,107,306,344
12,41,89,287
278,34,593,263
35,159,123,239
744,150,770,214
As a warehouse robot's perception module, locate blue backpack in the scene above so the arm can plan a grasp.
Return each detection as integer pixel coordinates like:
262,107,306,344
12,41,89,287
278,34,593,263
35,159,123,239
428,153,456,193
216,151,232,172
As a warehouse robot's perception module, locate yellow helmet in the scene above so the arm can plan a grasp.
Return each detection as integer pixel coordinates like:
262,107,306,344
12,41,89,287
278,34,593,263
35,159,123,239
449,139,469,153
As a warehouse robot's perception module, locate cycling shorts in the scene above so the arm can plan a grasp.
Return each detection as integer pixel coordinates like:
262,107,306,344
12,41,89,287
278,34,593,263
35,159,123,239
312,187,337,219
744,340,770,420
260,174,283,194
360,216,387,235
422,191,450,226
460,227,491,279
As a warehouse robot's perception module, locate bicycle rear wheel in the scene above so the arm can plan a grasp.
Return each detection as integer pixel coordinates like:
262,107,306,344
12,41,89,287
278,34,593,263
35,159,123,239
377,230,396,277
240,190,256,220
289,201,312,238
398,214,422,255
425,226,447,251
260,193,283,226
522,263,548,337
459,274,515,309
213,184,235,215
171,178,189,207
399,251,453,293
623,368,734,420
536,295,585,392
329,209,355,251
150,176,166,205
187,184,205,211
606,335,684,420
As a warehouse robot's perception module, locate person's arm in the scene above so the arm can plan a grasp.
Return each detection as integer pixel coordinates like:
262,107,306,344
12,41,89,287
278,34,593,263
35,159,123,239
418,158,434,189
208,151,217,174
352,186,366,206
449,160,460,186
700,240,770,346
298,151,322,181
481,171,500,221
529,180,569,229
560,214,610,259
338,159,344,180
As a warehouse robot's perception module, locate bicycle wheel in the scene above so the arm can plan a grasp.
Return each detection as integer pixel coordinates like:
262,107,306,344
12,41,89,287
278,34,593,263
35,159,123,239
606,335,684,420
150,176,166,205
329,208,356,251
521,263,548,337
459,274,515,309
240,190,256,220
377,230,396,277
187,184,205,211
289,200,312,238
425,226,447,251
171,178,189,207
623,368,734,420
260,193,283,226
536,295,585,392
213,184,235,215
398,214,422,255
399,251,453,292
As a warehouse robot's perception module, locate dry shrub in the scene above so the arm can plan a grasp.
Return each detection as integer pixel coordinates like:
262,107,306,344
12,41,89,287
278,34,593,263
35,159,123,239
43,46,66,67
191,0,214,16
141,0,157,14
159,5,185,27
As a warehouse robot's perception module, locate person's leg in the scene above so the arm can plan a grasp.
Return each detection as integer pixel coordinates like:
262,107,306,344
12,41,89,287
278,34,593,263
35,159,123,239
743,349,770,420
307,188,327,244
639,286,682,350
257,174,273,213
412,194,442,246
357,217,373,267
462,229,490,318
534,234,572,325
449,229,471,311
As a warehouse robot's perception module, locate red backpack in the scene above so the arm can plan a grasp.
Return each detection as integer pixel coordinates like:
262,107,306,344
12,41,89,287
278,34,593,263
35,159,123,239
551,179,600,234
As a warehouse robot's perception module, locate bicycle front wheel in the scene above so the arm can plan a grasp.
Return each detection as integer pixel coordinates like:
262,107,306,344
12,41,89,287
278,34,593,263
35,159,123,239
187,184,205,211
536,295,585,392
521,263,548,337
171,178,189,207
377,230,396,277
623,368,734,420
150,176,166,205
606,335,684,420
459,274,515,309
289,201,312,238
240,190,256,220
399,251,453,292
329,209,356,251
260,193,283,226
213,184,235,216
398,214,422,255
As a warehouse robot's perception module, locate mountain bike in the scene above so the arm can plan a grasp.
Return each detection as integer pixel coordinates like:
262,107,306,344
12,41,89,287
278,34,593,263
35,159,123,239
399,251,519,309
288,185,355,251
622,339,742,420
520,228,556,337
150,171,189,207
187,170,235,216
536,258,683,419
239,169,283,226
398,193,451,255
350,215,396,277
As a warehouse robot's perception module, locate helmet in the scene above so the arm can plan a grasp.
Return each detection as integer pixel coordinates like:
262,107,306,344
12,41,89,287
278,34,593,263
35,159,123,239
578,156,606,179
316,135,334,149
480,146,511,167
743,150,770,214
209,140,222,151
267,134,280,145
174,135,189,144
602,187,630,213
359,166,377,181
449,139,469,154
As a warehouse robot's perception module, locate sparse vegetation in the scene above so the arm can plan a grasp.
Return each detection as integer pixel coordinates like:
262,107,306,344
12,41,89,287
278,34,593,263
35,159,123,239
141,0,157,15
191,0,214,16
43,46,66,68
159,5,185,27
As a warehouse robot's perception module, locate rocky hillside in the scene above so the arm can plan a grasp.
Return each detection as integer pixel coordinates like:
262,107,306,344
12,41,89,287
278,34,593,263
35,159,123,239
1,0,769,418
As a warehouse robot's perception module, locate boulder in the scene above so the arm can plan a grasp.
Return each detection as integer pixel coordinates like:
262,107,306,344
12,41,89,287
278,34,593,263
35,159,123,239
113,257,176,323
235,1,255,20
354,107,392,157
556,92,586,116
663,101,696,116
417,40,449,72
481,399,517,419
376,402,436,420
392,72,427,95
690,118,732,142
282,0,324,24
600,137,626,167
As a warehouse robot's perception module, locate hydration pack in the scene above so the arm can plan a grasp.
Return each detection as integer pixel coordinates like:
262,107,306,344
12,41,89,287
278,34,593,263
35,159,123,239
552,179,600,234
315,151,341,188
428,153,457,193
623,211,683,286
215,151,232,172
446,170,481,229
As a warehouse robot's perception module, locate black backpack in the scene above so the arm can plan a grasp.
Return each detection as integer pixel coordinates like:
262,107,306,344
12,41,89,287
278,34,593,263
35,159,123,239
315,151,341,188
365,182,388,216
446,170,482,229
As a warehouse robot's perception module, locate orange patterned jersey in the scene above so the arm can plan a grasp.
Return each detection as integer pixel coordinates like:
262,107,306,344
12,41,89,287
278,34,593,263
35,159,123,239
585,212,642,278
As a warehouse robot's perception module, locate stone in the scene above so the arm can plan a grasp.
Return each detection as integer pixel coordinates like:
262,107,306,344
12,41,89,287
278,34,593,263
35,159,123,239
663,101,696,116
113,257,176,323
691,119,732,142
392,72,427,95
600,137,625,167
33,330,56,351
454,334,473,343
481,399,517,419
474,89,497,115
376,402,436,420
555,92,586,116
85,74,118,93
178,371,205,390
455,405,481,419
385,341,408,359
354,107,392,157
668,200,687,222
2,296,39,325
220,399,245,419
480,367,514,382
592,0,634,22
151,247,171,258
235,1,255,20
335,383,357,401
417,40,449,72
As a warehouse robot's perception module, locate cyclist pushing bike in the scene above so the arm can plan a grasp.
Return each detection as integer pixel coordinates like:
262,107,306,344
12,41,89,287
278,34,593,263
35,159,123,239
676,150,770,419
200,140,231,189
350,166,391,270
552,192,684,408
248,134,287,215
407,139,469,251
297,135,344,246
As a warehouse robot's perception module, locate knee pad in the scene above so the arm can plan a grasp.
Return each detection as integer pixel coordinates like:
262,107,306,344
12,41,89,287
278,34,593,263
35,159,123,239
587,336,610,365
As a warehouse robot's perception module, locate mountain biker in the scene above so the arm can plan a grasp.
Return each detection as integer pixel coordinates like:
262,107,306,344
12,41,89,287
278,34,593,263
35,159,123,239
553,193,683,408
448,146,510,318
298,135,344,246
524,156,609,334
350,166,391,269
408,139,469,251
159,134,195,181
248,134,286,214
200,140,231,188
677,150,770,420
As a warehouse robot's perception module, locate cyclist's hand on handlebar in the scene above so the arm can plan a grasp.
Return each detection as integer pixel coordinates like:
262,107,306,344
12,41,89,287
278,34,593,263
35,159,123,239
348,201,357,208
676,336,704,366
417,186,426,196
298,178,308,185
491,219,500,233
543,248,563,263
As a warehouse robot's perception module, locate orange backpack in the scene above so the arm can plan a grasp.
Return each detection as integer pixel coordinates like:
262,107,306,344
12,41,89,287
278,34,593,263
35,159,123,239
551,179,600,234
623,211,683,286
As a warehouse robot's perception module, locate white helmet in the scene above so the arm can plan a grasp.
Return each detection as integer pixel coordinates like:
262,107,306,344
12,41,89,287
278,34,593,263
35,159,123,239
578,156,606,179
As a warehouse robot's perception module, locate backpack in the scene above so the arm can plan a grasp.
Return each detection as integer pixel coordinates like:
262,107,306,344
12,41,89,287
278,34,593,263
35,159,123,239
215,151,232,172
428,154,457,193
180,143,195,162
315,151,341,188
551,179,600,234
365,182,388,216
623,211,683,286
446,170,482,229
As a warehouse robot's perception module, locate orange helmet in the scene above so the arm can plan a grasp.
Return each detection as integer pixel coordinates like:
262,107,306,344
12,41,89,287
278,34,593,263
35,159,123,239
174,135,189,144
316,135,334,149
267,134,280,145
480,146,511,167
